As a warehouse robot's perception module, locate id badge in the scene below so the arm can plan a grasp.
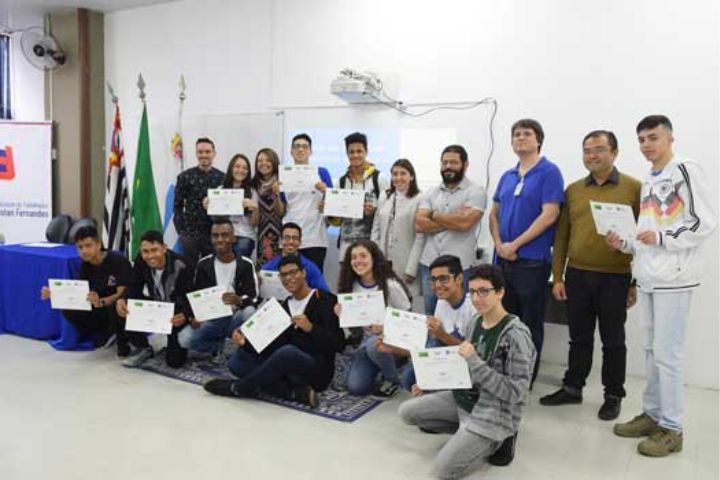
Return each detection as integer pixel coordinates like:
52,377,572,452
514,180,524,197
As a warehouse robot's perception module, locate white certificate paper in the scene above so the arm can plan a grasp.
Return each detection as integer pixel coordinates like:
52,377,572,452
188,286,233,322
383,307,428,351
279,165,319,192
411,346,472,390
323,188,365,219
338,291,385,328
590,201,637,239
49,279,91,311
259,270,291,301
126,299,174,334
240,297,292,353
207,188,244,215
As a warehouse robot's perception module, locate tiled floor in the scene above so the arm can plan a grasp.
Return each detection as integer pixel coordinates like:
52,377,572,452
0,334,717,480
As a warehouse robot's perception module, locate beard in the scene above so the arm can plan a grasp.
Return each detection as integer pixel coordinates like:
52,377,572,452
441,168,464,185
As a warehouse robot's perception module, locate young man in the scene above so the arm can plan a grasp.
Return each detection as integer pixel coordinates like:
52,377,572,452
607,115,716,457
398,265,536,479
280,133,333,272
40,225,135,353
173,137,225,267
260,222,330,292
116,230,194,368
489,119,564,383
540,130,641,420
180,218,259,357
415,145,486,314
203,254,344,408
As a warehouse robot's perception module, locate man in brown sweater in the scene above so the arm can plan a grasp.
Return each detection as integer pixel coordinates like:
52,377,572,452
540,130,641,421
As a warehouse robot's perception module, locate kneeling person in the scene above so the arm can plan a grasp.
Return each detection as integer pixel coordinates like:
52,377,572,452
204,254,344,407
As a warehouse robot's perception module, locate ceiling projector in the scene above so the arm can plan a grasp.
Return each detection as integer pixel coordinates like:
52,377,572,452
330,69,382,103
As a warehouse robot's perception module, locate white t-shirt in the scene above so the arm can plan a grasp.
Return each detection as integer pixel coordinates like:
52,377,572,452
283,167,327,249
288,289,316,316
433,294,478,340
214,258,237,292
229,190,259,239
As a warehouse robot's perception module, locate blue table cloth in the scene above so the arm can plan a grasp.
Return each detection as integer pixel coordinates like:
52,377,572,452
0,243,93,350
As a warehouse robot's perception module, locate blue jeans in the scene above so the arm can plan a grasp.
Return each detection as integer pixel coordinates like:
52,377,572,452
420,265,472,315
184,306,255,353
347,334,400,395
227,344,319,398
234,237,255,259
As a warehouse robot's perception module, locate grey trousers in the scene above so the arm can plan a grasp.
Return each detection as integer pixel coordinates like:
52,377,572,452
399,391,499,480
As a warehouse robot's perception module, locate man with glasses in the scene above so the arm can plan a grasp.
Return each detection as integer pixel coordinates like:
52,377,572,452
280,133,333,272
540,131,640,421
260,222,330,292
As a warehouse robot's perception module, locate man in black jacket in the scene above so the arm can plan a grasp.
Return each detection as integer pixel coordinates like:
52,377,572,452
203,254,344,408
180,218,259,356
116,230,194,368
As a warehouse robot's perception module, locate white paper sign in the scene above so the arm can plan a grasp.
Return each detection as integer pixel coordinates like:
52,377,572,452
49,279,91,311
188,286,234,322
338,291,385,328
207,188,244,215
589,200,637,239
259,270,291,301
323,188,365,219
279,165,319,192
126,299,174,334
383,307,428,351
412,346,472,390
240,298,292,353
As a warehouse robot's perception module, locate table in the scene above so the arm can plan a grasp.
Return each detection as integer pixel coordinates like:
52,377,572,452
0,243,93,350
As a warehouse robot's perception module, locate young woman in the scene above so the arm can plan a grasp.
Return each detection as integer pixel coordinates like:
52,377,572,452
371,159,425,301
337,240,412,399
252,147,285,266
203,153,258,258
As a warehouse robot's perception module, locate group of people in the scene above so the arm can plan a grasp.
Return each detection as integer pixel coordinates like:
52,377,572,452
37,114,715,479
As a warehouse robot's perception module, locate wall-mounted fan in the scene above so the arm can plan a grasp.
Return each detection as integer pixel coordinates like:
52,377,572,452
20,27,66,71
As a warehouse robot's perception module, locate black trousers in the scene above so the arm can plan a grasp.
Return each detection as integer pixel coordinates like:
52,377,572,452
179,233,213,269
165,325,188,368
62,307,113,346
300,247,327,274
562,268,631,398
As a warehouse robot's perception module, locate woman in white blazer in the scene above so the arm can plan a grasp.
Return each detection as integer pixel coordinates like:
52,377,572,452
371,159,425,301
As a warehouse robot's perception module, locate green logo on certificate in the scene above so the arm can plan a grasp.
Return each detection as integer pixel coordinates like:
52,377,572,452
193,293,201,298
392,311,400,317
54,281,62,286
343,296,353,301
593,204,602,210
134,302,143,307
419,351,429,358
246,320,254,328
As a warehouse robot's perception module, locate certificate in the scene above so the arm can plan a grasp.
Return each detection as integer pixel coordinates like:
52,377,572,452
323,188,365,219
590,200,637,239
383,307,428,351
411,346,472,390
279,165,319,192
188,286,233,322
126,299,174,334
207,188,244,215
48,279,91,311
240,298,292,353
338,291,385,328
259,270,291,301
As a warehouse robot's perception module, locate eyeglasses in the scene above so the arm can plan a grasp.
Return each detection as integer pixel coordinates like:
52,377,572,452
281,235,301,242
292,144,310,150
429,274,454,285
583,147,611,156
469,287,497,298
279,268,302,279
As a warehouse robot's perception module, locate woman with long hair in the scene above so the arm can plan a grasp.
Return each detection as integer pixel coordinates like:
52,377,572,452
252,147,285,266
337,239,411,399
371,159,425,303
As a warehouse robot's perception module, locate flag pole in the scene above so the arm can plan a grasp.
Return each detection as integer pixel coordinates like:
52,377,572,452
178,75,186,171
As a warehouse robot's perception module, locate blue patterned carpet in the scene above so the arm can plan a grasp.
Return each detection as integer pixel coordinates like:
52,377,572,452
139,344,382,423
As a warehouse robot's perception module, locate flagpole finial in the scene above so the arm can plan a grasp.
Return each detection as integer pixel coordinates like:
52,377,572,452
137,74,146,103
179,75,186,102
107,82,118,104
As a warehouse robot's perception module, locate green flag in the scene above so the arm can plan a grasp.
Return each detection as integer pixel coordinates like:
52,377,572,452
130,105,162,258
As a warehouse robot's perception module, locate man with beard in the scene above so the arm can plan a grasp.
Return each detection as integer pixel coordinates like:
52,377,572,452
415,145,487,314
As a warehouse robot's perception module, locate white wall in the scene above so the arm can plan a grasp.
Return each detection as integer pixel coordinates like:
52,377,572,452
3,11,46,120
105,0,720,388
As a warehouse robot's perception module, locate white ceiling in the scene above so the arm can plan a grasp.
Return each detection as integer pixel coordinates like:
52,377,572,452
0,0,179,16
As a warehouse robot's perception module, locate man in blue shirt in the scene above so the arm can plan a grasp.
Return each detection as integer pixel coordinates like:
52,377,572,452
489,118,564,384
261,222,330,292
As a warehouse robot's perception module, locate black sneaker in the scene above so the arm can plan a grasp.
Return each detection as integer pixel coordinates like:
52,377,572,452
418,427,442,434
488,432,517,466
293,386,319,409
116,342,131,358
371,381,400,400
598,396,622,421
539,388,582,406
94,331,117,349
203,378,240,398
345,328,364,348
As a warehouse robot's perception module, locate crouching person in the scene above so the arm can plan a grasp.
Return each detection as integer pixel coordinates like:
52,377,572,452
203,254,344,408
398,264,536,480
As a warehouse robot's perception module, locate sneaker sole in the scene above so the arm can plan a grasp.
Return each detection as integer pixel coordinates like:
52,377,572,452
637,443,683,456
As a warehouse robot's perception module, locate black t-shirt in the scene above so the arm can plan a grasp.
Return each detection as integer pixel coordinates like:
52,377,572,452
79,251,134,297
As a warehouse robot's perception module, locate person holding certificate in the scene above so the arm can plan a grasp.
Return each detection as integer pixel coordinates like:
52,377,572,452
337,240,411,399
398,265,536,478
202,154,259,258
252,148,285,267
40,225,135,353
203,255,344,408
180,218,259,358
116,230,194,368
